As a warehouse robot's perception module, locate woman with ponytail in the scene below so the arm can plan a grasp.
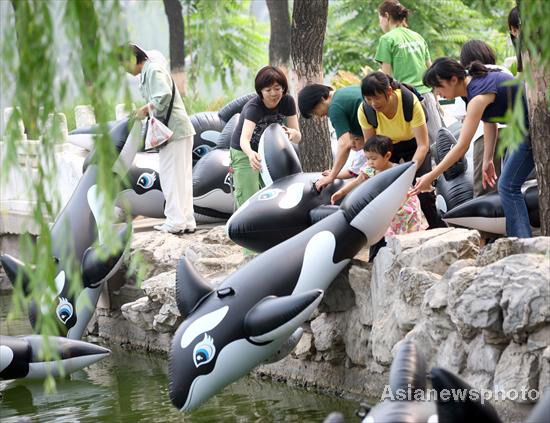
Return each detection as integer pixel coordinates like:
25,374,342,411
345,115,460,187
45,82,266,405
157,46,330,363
412,57,534,238
376,0,444,145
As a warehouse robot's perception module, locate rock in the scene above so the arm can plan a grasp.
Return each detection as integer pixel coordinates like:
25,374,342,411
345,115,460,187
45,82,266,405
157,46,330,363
442,258,477,280
372,311,405,365
121,296,155,330
466,333,504,374
399,321,437,367
394,267,441,331
527,327,550,352
422,280,448,311
435,331,466,373
200,225,236,245
370,247,400,317
461,370,493,390
476,237,550,267
348,264,373,326
343,308,371,366
499,255,550,343
310,312,345,352
293,331,314,359
385,227,455,256
319,269,356,313
493,342,540,403
447,266,482,338
397,228,480,275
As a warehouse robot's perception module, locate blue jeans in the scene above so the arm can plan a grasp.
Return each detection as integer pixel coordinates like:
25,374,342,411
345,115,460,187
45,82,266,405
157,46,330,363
498,140,535,238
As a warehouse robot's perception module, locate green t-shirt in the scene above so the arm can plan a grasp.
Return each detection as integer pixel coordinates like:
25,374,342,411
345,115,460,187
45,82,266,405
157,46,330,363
375,27,431,94
328,86,364,139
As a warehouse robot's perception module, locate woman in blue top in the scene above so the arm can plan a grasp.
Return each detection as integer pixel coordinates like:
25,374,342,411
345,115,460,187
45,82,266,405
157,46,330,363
412,57,534,238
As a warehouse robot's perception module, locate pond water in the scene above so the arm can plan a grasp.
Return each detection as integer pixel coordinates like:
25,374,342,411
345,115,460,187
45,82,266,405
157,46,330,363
0,293,362,422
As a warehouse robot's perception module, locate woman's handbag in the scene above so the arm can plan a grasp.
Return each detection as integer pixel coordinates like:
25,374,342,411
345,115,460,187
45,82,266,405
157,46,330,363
143,79,176,151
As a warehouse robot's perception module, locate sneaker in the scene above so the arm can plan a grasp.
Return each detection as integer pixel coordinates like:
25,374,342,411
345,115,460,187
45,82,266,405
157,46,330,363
184,227,196,234
153,223,185,234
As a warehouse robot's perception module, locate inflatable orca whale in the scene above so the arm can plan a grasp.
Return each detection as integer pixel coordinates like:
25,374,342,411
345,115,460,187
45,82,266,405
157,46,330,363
168,162,417,411
0,119,139,339
0,335,110,380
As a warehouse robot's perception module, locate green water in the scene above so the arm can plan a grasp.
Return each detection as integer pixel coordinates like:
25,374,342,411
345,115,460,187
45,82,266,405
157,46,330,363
0,293,361,422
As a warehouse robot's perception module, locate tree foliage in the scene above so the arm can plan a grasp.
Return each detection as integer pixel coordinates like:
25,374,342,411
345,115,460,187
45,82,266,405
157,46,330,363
184,0,268,92
324,0,514,75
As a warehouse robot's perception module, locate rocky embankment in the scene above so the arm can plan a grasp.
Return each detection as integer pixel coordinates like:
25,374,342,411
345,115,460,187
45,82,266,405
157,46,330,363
89,226,549,420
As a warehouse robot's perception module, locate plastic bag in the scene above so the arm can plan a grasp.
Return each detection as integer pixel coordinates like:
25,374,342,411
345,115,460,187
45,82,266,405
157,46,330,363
144,114,173,150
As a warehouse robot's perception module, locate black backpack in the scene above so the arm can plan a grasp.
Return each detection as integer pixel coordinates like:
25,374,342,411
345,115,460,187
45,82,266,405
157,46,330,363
362,82,428,128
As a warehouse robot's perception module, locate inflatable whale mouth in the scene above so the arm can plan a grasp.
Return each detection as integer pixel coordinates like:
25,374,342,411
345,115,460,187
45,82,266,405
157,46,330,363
0,335,110,380
169,162,417,412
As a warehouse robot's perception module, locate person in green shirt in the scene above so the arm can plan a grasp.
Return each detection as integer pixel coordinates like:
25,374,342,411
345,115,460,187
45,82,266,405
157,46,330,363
376,0,444,145
298,84,367,191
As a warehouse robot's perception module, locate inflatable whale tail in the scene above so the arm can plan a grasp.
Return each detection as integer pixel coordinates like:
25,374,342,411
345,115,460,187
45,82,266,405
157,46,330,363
0,335,110,380
431,367,502,423
341,161,416,246
0,254,30,293
259,123,302,186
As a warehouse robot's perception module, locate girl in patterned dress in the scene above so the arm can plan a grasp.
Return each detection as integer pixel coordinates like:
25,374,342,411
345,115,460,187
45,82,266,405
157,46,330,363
331,135,427,237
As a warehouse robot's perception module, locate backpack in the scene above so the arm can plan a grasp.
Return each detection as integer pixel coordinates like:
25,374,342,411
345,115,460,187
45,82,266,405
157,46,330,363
362,82,428,129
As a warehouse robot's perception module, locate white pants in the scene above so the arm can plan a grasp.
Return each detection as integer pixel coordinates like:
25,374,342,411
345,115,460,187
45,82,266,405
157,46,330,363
158,135,196,228
422,92,445,146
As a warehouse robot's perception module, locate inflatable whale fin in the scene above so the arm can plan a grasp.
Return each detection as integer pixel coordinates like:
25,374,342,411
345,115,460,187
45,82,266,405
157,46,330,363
262,327,304,364
175,256,213,319
389,340,427,393
244,290,323,342
1,254,32,294
431,367,502,423
341,161,416,245
81,223,131,288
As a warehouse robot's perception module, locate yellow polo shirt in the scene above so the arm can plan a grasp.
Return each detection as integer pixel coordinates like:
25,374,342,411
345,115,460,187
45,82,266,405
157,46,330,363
357,89,426,143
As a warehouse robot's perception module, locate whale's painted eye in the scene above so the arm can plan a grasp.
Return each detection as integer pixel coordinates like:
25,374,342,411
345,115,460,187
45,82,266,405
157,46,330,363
137,172,157,190
193,334,216,368
258,189,282,201
56,297,74,324
193,145,212,159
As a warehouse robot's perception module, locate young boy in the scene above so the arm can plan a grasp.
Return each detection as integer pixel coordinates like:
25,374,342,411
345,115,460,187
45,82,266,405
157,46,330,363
331,135,427,238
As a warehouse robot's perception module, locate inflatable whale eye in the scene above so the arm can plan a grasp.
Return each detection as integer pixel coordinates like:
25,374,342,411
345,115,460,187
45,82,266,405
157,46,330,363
217,93,256,123
190,112,225,165
258,123,302,186
226,172,346,253
1,120,138,340
169,162,417,411
0,335,110,380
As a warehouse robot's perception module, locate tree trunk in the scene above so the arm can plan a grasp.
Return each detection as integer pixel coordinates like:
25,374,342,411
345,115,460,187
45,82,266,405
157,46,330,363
163,0,187,95
523,55,550,235
290,0,330,172
266,0,291,74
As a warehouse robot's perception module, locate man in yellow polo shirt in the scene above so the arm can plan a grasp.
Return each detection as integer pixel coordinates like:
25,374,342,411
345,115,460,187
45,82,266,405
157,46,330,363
358,72,445,229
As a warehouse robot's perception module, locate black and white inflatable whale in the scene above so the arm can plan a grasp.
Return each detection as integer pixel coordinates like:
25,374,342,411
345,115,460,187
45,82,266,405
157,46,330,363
434,127,540,235
168,161,417,411
0,335,110,380
226,124,344,252
0,119,139,339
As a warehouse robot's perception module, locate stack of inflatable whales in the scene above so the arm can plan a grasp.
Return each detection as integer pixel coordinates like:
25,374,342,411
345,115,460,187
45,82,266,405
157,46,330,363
168,161,417,411
67,93,255,223
0,120,143,379
434,127,540,235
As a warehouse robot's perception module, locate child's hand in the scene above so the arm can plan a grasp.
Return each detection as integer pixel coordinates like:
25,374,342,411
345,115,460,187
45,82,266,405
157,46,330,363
331,191,344,205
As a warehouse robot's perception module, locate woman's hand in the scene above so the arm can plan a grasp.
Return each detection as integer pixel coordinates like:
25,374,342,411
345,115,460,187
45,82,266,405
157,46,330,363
135,104,150,120
282,125,298,141
482,159,497,189
331,190,344,205
247,151,262,171
411,172,436,196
